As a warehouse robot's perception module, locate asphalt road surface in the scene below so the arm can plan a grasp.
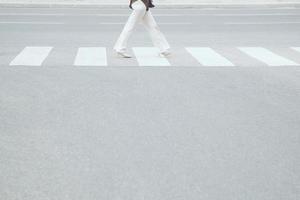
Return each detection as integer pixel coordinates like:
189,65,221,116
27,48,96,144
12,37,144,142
0,6,300,200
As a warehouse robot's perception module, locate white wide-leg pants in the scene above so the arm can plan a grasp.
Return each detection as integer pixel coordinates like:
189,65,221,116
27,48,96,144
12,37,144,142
114,0,170,53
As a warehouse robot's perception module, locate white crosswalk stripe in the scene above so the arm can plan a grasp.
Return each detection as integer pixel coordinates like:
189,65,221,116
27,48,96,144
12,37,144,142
10,46,53,66
74,47,107,66
132,47,171,66
291,47,300,53
186,47,235,66
6,46,300,67
239,47,299,66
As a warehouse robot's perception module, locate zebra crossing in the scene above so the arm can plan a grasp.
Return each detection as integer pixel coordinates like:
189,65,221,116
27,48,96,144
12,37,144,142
133,47,171,66
6,46,300,67
186,47,235,66
9,47,53,66
238,47,299,66
74,47,107,66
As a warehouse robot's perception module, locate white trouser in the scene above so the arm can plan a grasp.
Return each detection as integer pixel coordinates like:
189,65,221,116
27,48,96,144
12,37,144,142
114,0,170,53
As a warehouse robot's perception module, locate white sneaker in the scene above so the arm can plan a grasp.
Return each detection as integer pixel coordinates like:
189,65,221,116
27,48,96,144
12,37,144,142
159,50,171,58
117,51,132,58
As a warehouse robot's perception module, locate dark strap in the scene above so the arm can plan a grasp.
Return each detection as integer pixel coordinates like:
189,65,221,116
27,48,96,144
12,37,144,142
149,0,155,8
129,0,155,10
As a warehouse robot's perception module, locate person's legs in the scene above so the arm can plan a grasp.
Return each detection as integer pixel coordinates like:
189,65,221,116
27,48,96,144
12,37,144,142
114,1,146,53
141,10,171,54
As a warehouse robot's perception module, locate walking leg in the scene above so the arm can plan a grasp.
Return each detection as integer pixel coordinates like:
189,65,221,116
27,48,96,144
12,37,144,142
141,10,171,53
114,1,146,52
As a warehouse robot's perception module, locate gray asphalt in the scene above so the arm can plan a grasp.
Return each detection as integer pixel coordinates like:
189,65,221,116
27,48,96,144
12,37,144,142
0,6,300,200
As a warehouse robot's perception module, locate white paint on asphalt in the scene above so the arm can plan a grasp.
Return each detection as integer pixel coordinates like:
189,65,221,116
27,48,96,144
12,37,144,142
0,21,191,25
6,46,300,67
0,21,65,24
186,47,235,66
2,21,300,25
225,22,300,25
291,47,300,53
0,7,298,13
132,47,171,66
99,22,192,25
239,47,299,66
74,47,107,66
206,13,300,16
1,13,300,17
0,13,67,16
10,46,53,66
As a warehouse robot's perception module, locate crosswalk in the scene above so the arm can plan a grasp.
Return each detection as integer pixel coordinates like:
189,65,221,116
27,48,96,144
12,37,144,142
186,47,235,66
291,47,300,53
10,46,53,66
133,47,171,66
5,46,300,67
238,47,299,66
74,47,107,66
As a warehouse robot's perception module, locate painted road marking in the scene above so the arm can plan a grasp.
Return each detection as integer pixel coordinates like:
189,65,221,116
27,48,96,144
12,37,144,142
10,46,53,66
0,22,64,24
74,47,107,66
6,47,300,67
1,13,300,16
239,47,299,66
225,22,300,25
99,22,192,25
291,47,300,53
132,47,170,66
186,47,235,66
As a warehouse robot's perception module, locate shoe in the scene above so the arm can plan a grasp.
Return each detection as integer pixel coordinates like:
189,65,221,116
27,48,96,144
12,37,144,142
159,50,171,58
117,51,132,58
